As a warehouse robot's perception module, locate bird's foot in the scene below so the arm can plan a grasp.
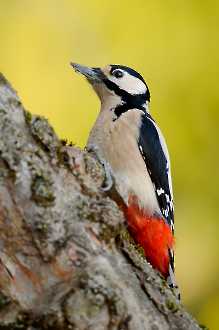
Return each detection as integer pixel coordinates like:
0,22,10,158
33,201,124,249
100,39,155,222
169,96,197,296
86,144,114,192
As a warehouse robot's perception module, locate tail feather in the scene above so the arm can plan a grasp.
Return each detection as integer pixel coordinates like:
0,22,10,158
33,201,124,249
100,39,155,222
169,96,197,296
167,263,180,299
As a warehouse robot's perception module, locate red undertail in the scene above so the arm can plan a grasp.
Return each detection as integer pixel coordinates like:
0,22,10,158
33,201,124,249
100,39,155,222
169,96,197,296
123,199,174,278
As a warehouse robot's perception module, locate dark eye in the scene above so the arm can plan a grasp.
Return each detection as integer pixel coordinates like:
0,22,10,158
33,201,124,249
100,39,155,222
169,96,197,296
112,69,124,78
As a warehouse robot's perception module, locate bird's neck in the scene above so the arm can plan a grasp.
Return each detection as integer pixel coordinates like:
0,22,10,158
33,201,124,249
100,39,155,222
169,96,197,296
100,94,122,112
100,96,149,119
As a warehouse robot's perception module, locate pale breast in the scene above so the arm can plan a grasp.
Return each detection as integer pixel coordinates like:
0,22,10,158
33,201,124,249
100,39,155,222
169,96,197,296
87,109,160,215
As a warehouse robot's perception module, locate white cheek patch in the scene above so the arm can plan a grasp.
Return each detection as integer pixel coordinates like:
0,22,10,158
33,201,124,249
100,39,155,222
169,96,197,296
109,73,147,95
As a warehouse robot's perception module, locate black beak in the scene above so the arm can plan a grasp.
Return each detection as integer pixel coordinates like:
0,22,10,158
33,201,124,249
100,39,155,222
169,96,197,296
70,63,103,83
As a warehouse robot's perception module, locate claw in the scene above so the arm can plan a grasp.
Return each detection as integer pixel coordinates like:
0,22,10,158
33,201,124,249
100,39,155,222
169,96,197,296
86,144,114,192
100,161,114,191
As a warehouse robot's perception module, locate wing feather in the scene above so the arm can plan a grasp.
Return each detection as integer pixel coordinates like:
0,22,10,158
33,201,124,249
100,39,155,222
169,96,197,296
138,113,174,231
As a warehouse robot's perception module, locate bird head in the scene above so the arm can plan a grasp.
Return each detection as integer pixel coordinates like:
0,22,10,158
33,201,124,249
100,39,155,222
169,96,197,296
71,63,150,112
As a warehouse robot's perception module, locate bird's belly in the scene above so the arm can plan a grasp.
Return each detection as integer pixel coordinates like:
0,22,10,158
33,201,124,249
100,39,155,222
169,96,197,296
87,113,160,215
106,138,159,214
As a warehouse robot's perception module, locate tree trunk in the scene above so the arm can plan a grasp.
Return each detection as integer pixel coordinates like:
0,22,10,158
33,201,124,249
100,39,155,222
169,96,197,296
0,73,201,330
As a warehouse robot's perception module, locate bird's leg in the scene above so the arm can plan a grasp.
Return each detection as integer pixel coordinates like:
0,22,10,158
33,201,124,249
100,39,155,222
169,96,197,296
86,144,114,191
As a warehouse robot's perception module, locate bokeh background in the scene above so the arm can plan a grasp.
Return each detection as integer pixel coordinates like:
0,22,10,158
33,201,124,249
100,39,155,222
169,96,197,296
1,0,219,328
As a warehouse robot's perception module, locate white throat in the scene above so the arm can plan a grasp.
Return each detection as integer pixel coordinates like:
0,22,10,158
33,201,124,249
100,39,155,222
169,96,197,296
101,95,123,112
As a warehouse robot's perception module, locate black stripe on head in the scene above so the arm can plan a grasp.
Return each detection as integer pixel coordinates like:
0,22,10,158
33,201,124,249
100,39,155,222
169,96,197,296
145,86,150,103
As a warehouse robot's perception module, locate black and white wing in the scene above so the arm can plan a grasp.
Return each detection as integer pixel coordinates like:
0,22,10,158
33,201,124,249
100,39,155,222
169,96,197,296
138,111,179,294
138,112,174,231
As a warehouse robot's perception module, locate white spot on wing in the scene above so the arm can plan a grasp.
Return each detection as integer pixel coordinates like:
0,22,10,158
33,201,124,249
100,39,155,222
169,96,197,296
164,209,169,218
165,194,170,202
157,188,165,196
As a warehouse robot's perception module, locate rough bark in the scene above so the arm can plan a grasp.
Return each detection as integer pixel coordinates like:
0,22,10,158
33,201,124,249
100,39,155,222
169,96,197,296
0,73,201,330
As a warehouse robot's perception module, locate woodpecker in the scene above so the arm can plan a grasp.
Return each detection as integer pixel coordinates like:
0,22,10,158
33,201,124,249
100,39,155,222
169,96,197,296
71,63,178,294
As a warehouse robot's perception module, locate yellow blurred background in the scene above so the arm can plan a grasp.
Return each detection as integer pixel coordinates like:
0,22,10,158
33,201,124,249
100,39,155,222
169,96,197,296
1,0,219,328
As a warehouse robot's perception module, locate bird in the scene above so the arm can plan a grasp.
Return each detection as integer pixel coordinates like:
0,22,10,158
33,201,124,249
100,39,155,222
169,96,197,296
71,62,179,296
